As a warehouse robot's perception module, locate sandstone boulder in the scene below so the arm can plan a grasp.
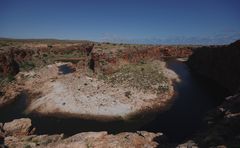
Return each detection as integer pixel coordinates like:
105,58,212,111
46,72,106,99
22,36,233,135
3,118,35,137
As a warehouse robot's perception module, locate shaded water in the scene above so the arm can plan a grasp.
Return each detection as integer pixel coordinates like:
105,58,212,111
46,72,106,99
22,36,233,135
140,59,229,142
0,59,229,143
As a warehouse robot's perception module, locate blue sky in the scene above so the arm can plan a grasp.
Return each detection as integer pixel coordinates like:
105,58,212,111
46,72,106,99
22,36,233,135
0,0,240,44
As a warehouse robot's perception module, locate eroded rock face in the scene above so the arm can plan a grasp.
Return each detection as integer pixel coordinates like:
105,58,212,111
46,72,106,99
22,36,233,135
188,40,240,93
0,84,22,108
91,44,192,74
0,42,94,77
3,118,162,148
0,41,192,78
0,49,19,77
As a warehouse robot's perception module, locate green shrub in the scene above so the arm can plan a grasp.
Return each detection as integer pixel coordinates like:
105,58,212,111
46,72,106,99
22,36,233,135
20,61,35,71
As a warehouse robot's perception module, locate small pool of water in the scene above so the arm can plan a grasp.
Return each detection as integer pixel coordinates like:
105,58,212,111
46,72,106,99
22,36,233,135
58,64,75,74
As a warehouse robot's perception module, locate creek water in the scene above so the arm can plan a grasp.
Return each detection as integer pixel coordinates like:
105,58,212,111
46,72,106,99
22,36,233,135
0,59,229,143
140,59,229,142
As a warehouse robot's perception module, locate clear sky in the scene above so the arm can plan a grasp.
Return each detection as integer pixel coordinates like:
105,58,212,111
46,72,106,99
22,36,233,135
1,0,240,44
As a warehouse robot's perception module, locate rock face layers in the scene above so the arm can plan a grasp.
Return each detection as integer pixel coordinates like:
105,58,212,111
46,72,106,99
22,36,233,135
0,41,192,78
91,44,192,74
188,40,240,93
0,42,94,78
1,118,162,148
0,49,19,77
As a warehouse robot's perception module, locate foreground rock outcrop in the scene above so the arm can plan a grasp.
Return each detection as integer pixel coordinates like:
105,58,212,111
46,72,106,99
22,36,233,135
3,118,35,137
1,118,162,148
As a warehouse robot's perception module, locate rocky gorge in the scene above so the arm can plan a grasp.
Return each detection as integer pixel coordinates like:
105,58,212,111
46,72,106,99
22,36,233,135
0,39,240,147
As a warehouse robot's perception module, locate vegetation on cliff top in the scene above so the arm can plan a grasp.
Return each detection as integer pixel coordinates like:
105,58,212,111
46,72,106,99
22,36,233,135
99,60,169,94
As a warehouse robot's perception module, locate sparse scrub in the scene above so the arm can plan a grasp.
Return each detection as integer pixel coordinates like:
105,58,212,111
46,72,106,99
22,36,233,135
0,42,9,47
0,74,15,88
48,44,53,48
100,61,169,93
61,51,85,58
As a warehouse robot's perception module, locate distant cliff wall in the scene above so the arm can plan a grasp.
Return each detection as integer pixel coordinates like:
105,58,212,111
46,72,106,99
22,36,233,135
91,45,192,74
0,43,94,77
0,42,192,77
187,40,240,94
